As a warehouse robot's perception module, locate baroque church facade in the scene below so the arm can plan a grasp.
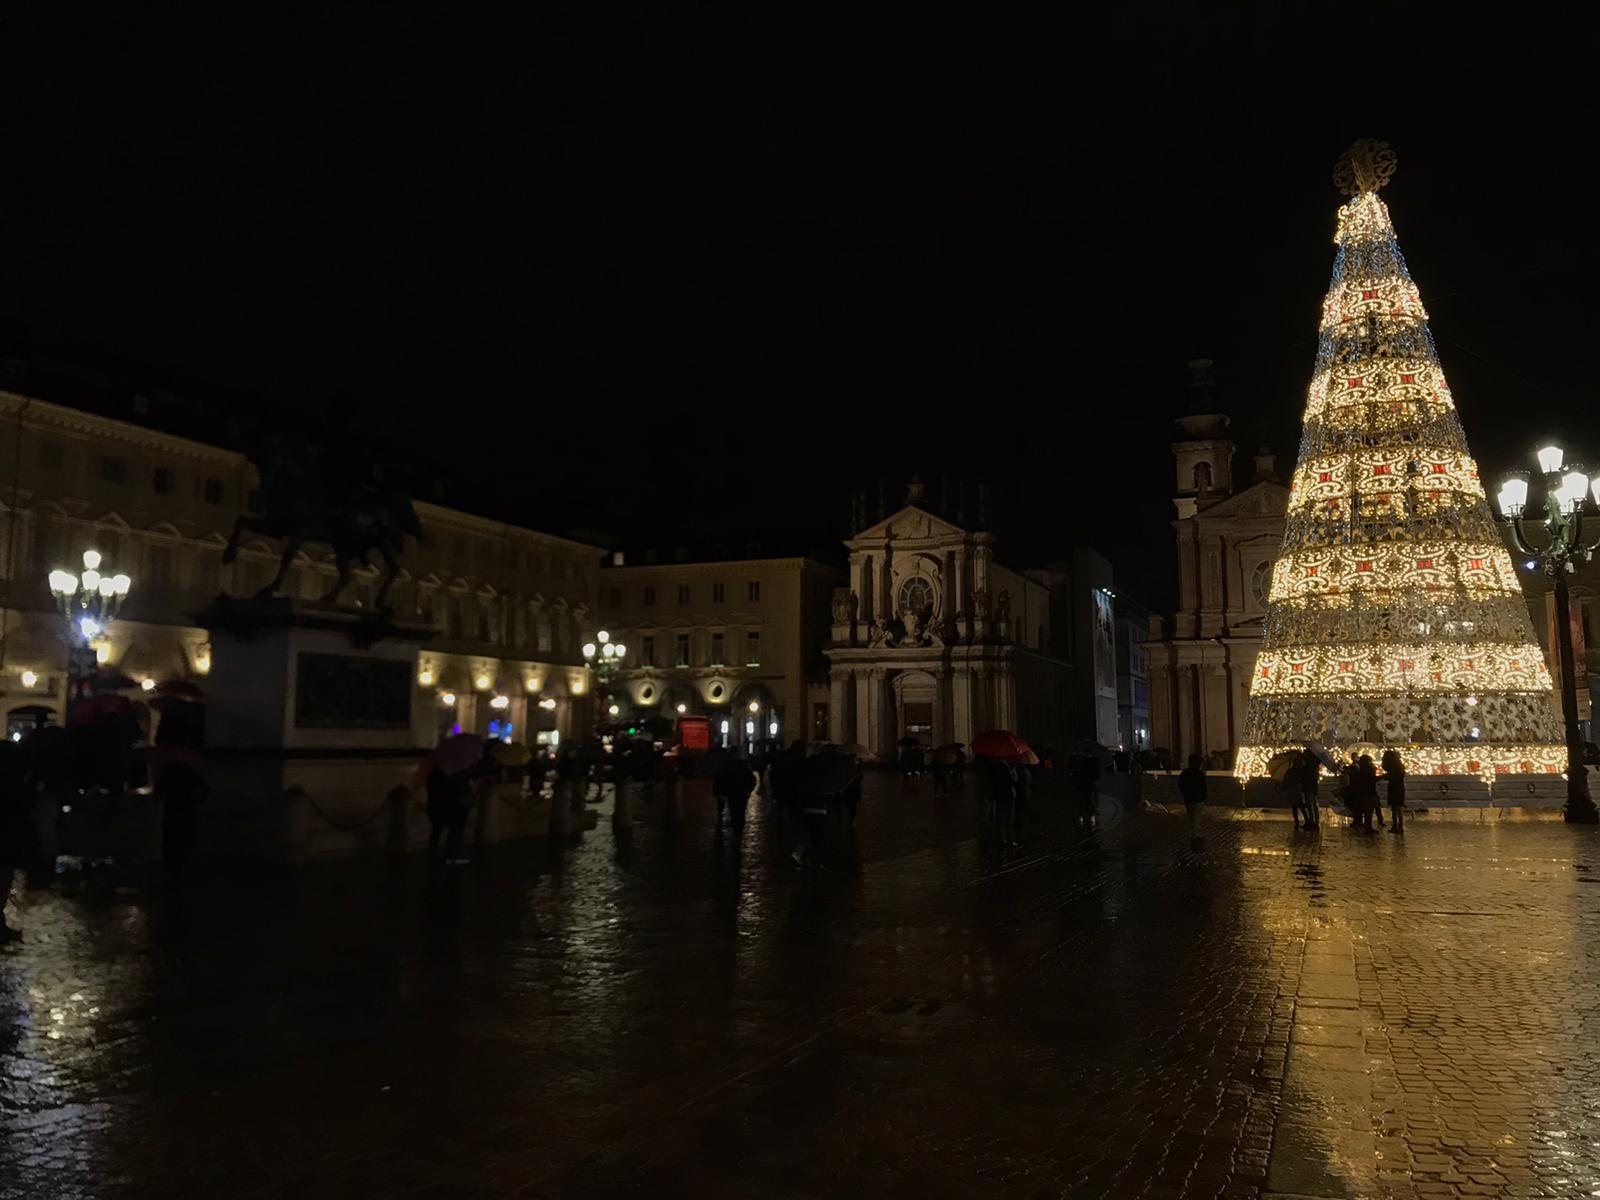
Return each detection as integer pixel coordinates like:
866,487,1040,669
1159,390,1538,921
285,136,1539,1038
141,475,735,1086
825,481,1116,760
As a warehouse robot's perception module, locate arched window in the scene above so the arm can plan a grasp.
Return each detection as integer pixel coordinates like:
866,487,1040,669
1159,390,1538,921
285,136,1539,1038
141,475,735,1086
1250,560,1274,609
898,576,934,616
1192,461,1213,492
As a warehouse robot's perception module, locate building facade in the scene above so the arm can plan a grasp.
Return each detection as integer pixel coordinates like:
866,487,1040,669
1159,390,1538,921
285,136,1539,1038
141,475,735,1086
823,488,1115,760
1114,592,1153,753
0,392,602,747
598,554,843,751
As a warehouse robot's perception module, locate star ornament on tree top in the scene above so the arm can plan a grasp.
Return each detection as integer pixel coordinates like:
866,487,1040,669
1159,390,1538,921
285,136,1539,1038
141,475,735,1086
1332,139,1398,195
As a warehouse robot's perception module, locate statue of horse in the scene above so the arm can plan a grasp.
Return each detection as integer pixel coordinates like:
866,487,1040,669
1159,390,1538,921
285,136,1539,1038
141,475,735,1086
222,435,423,609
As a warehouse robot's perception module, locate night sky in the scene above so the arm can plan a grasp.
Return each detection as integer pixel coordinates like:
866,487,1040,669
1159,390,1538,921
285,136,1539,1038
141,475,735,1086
1,8,1594,606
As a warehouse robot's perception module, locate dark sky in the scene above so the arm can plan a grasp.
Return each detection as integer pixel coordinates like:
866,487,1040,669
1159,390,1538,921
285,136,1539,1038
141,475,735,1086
1,7,1595,605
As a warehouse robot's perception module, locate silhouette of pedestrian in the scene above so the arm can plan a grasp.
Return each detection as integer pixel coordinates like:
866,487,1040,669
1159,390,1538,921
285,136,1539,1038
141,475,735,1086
157,760,208,883
713,752,757,843
0,743,31,941
1382,748,1406,833
983,756,1017,847
1178,753,1206,849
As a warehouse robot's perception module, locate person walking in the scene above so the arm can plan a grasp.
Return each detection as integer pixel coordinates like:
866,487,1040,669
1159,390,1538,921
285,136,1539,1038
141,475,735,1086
1298,752,1321,830
0,742,32,941
1349,754,1379,832
1178,753,1207,849
1381,748,1406,834
424,764,456,858
769,741,812,868
1014,760,1039,839
713,752,757,843
983,756,1018,847
157,759,209,883
930,747,950,797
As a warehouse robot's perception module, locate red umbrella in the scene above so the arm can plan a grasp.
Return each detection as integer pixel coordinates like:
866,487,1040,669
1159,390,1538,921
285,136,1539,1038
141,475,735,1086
970,729,1038,765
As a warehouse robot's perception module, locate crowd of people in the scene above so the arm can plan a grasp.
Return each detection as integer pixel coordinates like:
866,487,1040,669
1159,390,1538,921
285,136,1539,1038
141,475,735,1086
1177,745,1410,850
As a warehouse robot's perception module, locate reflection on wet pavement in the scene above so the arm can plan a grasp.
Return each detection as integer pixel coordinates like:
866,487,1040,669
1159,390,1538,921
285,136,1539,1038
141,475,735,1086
2,776,1598,1198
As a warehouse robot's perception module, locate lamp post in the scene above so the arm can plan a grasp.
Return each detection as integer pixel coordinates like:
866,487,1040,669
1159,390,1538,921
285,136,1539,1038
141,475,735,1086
1496,444,1600,823
47,549,132,706
581,628,627,731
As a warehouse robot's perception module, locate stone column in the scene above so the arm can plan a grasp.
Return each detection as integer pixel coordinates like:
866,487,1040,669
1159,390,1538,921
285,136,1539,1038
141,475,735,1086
1175,661,1197,762
829,671,849,744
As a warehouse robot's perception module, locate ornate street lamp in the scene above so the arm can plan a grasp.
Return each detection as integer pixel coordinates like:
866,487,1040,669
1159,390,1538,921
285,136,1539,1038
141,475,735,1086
1497,444,1600,823
581,628,627,728
47,549,132,704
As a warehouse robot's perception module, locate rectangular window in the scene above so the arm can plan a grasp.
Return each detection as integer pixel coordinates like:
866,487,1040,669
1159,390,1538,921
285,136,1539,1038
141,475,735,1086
537,619,552,653
712,582,725,603
748,581,760,602
202,478,224,505
149,544,176,592
37,440,62,471
710,632,725,665
745,631,760,665
609,586,622,608
641,635,655,666
418,591,435,625
812,703,830,741
449,596,465,638
100,455,127,484
675,633,689,667
677,583,690,604
152,466,173,495
643,585,656,606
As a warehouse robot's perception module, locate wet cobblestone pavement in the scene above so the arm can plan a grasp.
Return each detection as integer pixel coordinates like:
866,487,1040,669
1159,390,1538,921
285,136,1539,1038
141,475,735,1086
4,778,1600,1199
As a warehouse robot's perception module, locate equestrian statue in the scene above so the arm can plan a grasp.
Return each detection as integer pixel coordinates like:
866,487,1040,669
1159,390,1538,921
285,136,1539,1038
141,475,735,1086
222,434,423,610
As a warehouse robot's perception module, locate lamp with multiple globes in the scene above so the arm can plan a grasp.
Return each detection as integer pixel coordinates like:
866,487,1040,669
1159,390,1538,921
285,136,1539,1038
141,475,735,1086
48,548,132,703
582,629,627,728
1497,443,1600,823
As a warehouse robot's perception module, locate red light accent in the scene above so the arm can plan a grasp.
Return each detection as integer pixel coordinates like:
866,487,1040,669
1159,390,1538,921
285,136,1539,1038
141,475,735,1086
1348,377,1364,388
1400,373,1416,384
1357,560,1373,571
1416,558,1433,569
1318,471,1332,483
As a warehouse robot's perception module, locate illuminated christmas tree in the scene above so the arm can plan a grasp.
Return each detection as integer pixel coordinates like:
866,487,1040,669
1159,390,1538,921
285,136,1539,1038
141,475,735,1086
1236,142,1564,779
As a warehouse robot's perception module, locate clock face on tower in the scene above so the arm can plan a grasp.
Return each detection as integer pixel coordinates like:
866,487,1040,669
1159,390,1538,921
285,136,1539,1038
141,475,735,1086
898,576,934,616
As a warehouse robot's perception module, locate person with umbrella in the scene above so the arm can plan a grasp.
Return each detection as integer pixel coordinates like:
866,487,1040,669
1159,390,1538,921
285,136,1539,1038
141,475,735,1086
710,748,756,843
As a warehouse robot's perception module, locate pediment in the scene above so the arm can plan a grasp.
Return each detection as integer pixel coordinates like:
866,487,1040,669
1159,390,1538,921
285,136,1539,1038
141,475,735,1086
1196,481,1290,521
850,504,969,546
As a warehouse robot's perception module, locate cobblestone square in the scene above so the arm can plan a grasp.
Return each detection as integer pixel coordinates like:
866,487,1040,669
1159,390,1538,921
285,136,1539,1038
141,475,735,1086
4,777,1600,1199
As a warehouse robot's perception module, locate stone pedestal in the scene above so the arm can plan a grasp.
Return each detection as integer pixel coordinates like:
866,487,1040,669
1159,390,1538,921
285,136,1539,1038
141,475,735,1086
202,597,434,751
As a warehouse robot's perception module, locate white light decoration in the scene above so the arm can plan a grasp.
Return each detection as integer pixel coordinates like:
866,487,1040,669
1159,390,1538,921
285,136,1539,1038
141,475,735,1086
440,691,457,707
768,720,778,736
748,700,761,713
82,549,102,571
1238,141,1563,781
676,702,687,714
490,694,509,710
20,670,37,688
140,677,156,692
194,645,212,675
418,666,435,686
525,676,540,692
538,697,557,711
613,643,625,657
596,630,610,643
601,642,615,658
1537,445,1565,474
475,673,490,690
607,703,620,716
581,641,597,659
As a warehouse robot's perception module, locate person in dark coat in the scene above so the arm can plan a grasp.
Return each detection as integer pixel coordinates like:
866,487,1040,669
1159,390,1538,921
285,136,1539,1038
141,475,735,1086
1071,750,1101,823
1348,754,1379,831
983,756,1017,847
0,743,32,940
1297,752,1321,830
1381,748,1406,833
713,753,757,841
769,741,813,867
157,760,209,883
1178,753,1207,848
